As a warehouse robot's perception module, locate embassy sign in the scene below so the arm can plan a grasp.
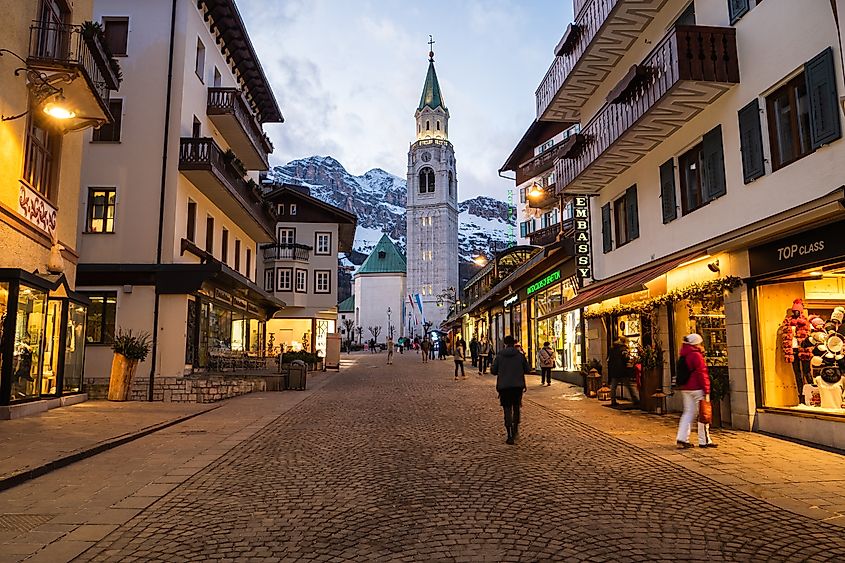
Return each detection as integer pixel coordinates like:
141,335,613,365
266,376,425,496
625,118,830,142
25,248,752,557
573,196,592,280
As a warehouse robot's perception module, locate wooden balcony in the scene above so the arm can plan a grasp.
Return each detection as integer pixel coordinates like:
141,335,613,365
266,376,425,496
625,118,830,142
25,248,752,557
536,0,670,122
178,137,276,242
555,25,739,195
526,185,558,210
207,87,273,171
261,243,311,262
528,219,574,247
27,21,121,126
517,132,579,185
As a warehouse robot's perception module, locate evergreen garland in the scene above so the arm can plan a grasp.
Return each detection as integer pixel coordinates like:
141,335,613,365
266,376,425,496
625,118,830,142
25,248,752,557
583,276,743,319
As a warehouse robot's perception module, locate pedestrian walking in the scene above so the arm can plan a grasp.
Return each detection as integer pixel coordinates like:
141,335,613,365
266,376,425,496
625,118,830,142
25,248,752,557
478,337,490,374
421,338,431,363
469,336,479,367
386,337,394,365
438,339,447,360
607,336,638,407
538,341,556,386
492,335,529,445
454,337,466,380
676,333,716,449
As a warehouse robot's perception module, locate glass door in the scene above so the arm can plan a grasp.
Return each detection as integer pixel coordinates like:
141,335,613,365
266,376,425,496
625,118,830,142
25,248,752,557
41,299,62,396
11,285,47,401
63,302,86,393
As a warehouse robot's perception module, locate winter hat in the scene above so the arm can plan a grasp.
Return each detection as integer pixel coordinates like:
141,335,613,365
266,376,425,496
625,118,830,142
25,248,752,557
824,322,839,334
810,315,826,329
684,333,703,346
819,365,842,385
832,307,845,323
791,299,805,313
827,335,844,354
811,355,824,368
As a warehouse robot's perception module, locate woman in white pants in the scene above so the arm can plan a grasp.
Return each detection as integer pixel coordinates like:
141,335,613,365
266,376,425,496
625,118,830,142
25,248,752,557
675,333,716,449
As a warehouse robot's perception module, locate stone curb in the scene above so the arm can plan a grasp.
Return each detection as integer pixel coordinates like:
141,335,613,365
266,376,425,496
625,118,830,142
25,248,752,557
0,405,220,493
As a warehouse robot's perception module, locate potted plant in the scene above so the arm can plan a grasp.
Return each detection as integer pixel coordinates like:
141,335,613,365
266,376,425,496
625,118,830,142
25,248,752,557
636,343,664,412
108,329,151,401
709,366,730,428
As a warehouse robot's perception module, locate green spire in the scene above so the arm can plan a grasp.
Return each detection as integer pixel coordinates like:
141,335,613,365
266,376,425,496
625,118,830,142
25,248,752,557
417,59,447,112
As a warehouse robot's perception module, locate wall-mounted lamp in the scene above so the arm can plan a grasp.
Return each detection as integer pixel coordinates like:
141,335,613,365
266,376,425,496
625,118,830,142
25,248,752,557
707,259,720,273
527,183,544,199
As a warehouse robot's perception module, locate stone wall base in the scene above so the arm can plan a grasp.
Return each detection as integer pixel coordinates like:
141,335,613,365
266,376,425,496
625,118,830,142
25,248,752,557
85,375,273,403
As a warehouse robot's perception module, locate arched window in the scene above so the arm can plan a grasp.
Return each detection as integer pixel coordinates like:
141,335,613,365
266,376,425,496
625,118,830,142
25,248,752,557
418,167,435,194
426,120,430,131
436,121,440,131
448,171,454,196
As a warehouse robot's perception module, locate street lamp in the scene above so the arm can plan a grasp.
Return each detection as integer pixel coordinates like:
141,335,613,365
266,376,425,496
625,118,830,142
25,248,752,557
472,254,488,266
527,182,544,200
387,307,392,338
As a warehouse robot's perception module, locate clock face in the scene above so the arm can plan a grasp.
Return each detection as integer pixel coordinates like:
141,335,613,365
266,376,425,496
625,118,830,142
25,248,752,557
421,151,432,162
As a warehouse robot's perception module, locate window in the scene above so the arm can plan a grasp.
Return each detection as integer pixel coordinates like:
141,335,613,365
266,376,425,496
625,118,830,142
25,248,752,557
315,232,332,255
277,203,284,215
520,221,528,238
659,159,677,223
234,239,241,271
613,186,639,247
436,120,440,131
673,3,695,26
23,113,61,198
295,269,307,293
426,120,430,130
277,268,292,291
195,38,205,81
84,292,117,344
520,188,526,204
290,204,297,215
766,74,812,171
679,125,726,215
92,99,123,142
738,100,765,183
213,67,221,87
186,199,197,242
205,215,214,253
102,17,129,56
246,248,252,279
449,171,454,197
221,228,229,264
264,267,274,291
315,270,331,293
192,116,201,138
728,0,764,24
419,167,435,193
278,228,295,245
86,188,116,233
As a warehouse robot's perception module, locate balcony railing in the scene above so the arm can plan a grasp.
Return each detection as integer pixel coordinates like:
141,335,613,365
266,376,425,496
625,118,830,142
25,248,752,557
554,25,739,194
528,219,574,247
178,137,276,240
207,87,273,168
517,129,581,185
28,21,120,107
527,185,557,210
261,243,312,261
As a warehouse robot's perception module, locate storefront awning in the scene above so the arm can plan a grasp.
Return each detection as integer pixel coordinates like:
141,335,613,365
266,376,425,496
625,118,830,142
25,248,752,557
552,251,704,315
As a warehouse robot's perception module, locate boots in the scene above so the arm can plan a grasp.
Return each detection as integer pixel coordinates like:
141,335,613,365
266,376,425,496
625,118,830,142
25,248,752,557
512,422,519,439
505,425,514,445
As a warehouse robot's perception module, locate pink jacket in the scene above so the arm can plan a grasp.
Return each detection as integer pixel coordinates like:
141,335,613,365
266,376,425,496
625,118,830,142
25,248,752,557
678,343,710,395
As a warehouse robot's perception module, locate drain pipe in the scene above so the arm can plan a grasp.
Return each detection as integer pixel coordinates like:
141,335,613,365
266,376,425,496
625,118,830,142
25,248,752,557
148,0,178,401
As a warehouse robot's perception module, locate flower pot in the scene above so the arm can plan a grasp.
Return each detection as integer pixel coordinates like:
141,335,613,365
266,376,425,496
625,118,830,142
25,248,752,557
108,352,139,401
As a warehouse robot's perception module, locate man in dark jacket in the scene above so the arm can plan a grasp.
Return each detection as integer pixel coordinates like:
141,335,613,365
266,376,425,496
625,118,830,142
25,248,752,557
607,336,638,408
492,335,530,445
469,337,479,367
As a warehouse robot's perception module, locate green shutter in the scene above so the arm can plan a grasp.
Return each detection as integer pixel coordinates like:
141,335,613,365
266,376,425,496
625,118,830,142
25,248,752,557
601,203,612,253
728,0,749,24
805,47,842,150
625,185,639,241
738,99,765,183
659,159,677,223
702,125,727,201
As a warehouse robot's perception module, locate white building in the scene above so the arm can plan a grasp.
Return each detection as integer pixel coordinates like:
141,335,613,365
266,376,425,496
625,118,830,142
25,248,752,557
406,48,459,331
261,184,356,357
353,235,407,343
77,0,284,395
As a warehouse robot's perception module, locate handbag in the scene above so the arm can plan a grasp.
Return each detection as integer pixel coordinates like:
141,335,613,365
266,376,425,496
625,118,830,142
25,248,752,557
699,399,713,425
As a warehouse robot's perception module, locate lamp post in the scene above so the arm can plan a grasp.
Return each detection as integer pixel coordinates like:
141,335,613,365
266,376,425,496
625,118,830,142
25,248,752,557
387,307,393,339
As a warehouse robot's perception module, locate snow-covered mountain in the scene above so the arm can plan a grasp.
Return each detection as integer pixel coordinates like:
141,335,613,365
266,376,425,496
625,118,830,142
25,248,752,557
265,156,514,260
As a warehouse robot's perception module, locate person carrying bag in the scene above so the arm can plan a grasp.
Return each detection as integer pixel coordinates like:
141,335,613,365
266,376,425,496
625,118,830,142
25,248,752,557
675,333,716,449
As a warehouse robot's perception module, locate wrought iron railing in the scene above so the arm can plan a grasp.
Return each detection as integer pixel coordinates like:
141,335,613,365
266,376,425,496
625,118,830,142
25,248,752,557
207,87,273,156
261,243,312,261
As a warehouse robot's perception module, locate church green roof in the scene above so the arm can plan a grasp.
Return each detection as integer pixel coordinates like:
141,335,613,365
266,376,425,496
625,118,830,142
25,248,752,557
338,295,355,313
357,235,406,275
417,60,447,112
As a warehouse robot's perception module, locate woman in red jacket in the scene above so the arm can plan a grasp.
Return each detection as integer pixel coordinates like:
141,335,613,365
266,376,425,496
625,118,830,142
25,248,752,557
675,333,717,449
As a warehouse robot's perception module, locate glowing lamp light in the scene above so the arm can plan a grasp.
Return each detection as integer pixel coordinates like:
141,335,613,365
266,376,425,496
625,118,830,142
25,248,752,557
43,101,76,120
472,255,488,266
527,183,544,199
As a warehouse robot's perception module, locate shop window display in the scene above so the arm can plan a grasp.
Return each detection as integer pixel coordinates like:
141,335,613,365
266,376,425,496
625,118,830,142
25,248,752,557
63,302,86,393
12,285,47,401
756,267,845,414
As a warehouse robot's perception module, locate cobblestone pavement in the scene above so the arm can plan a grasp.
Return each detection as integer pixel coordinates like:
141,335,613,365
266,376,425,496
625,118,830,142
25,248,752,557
69,353,845,562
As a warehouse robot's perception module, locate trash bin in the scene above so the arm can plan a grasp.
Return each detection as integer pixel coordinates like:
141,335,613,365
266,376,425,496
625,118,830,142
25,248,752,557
286,360,307,390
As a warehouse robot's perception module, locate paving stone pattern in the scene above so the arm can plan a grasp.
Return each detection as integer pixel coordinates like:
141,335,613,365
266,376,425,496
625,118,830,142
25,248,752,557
77,355,845,562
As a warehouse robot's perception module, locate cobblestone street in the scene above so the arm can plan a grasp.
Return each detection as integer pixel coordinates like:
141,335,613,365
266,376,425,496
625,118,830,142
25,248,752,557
0,354,845,562
56,352,843,562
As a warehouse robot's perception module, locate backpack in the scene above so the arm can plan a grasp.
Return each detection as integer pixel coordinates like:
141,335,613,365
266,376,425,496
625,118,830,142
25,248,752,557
675,355,691,387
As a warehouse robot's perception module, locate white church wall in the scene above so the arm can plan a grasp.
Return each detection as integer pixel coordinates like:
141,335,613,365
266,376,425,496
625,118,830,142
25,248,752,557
353,273,407,342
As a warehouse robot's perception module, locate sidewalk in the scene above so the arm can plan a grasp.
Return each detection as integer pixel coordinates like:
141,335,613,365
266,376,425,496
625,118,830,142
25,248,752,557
522,373,845,528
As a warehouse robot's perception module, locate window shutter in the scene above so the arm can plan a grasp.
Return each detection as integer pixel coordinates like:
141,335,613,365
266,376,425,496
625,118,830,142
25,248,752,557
659,159,677,223
625,185,639,241
601,203,612,253
805,47,842,150
728,0,749,24
737,99,765,183
702,125,727,201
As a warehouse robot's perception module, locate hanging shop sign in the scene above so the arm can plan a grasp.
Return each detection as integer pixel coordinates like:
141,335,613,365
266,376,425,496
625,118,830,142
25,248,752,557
749,220,845,277
526,269,561,296
503,294,519,308
573,195,592,281
18,183,57,237
214,288,233,304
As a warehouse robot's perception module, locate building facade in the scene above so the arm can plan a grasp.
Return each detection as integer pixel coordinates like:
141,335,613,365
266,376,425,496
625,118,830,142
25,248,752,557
406,49,458,332
493,0,845,448
261,184,356,358
77,0,284,396
353,235,407,343
0,0,120,416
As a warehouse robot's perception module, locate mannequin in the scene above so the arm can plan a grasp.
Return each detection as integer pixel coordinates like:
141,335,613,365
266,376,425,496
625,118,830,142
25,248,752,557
815,365,845,410
781,299,811,403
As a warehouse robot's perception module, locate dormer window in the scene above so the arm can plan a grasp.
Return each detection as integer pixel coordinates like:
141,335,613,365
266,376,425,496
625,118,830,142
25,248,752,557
378,250,386,259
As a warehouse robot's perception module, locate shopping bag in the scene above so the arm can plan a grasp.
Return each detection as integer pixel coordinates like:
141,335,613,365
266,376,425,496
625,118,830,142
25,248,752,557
699,399,713,425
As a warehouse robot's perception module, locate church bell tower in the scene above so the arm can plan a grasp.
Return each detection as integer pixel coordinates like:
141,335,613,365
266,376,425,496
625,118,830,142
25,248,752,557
406,39,459,333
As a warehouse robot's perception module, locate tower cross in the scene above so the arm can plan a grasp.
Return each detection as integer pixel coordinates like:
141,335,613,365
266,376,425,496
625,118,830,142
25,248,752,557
428,35,435,61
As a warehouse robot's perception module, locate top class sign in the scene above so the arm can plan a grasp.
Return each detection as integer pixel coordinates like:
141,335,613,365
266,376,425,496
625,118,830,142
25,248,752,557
573,196,592,280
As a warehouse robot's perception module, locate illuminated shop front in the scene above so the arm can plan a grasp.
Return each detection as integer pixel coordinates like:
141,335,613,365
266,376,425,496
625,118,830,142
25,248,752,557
527,268,582,373
0,271,87,407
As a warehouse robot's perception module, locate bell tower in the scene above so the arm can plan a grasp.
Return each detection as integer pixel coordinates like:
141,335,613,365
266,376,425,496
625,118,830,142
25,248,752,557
406,39,459,333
